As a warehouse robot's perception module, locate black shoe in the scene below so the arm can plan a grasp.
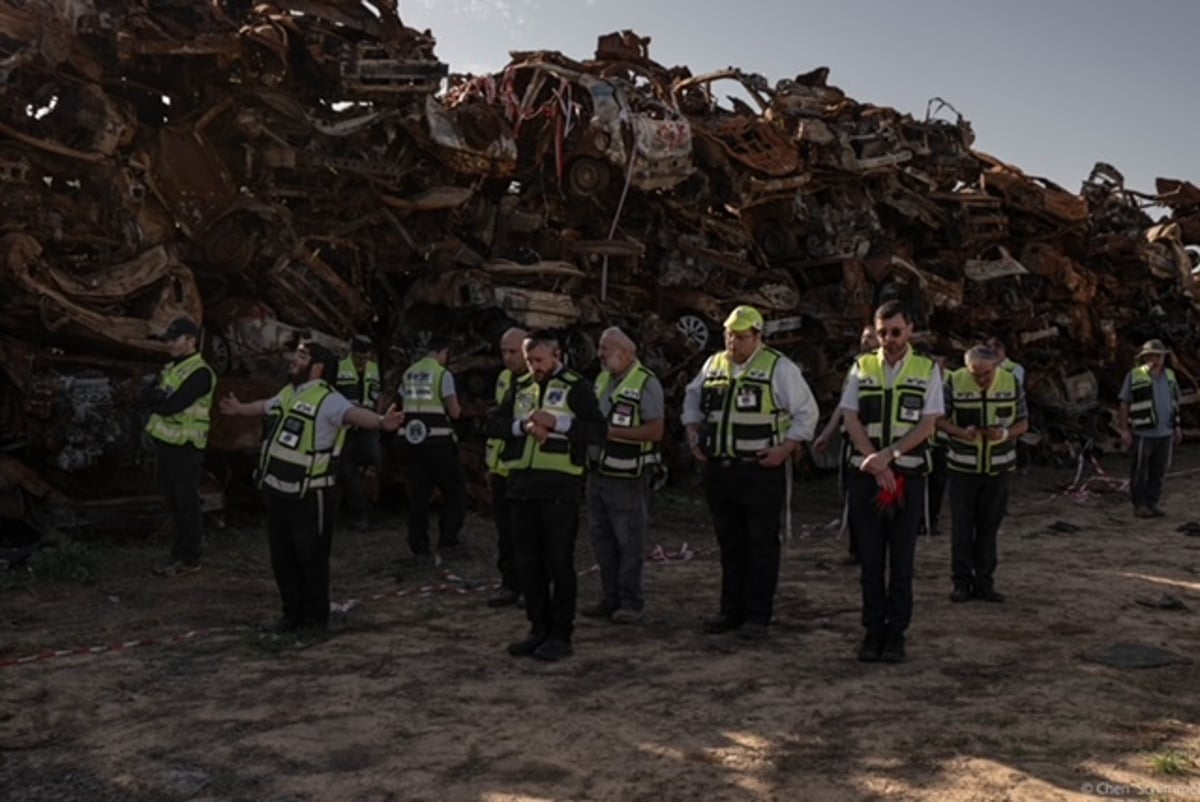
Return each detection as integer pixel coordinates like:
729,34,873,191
737,622,769,641
532,638,573,662
974,588,1005,603
1149,505,1167,518
262,616,300,634
702,615,741,634
857,631,884,662
580,602,619,619
880,631,906,663
153,561,202,578
437,543,470,560
487,587,520,608
1134,506,1156,519
398,552,433,568
950,587,973,603
507,632,547,657
295,621,330,642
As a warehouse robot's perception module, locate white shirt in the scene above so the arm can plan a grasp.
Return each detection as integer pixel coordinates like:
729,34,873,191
681,346,820,442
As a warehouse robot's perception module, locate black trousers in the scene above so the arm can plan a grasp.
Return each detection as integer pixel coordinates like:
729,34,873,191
948,472,1009,592
702,461,786,627
265,488,338,627
927,445,948,532
847,470,924,635
511,498,579,641
338,429,381,517
405,440,467,554
156,442,204,564
490,473,518,591
1130,434,1172,509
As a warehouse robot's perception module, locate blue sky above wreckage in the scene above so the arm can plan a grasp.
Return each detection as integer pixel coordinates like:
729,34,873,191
401,0,1200,201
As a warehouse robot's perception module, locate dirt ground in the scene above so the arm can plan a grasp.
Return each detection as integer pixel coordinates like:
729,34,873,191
4,449,1200,802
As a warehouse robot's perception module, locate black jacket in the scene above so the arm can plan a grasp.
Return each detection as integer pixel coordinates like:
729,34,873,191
485,366,607,500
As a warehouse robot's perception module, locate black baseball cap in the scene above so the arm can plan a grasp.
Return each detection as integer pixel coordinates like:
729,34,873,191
156,317,201,340
351,335,374,354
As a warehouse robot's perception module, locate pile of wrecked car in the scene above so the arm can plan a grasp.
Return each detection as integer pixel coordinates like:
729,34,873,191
1,2,1197,530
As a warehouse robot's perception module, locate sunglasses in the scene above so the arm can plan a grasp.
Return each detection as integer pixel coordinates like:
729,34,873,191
876,327,907,339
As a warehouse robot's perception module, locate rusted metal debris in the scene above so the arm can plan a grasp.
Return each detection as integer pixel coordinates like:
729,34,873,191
1,3,1198,526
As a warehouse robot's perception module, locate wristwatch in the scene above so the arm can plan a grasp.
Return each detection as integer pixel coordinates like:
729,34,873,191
891,447,902,462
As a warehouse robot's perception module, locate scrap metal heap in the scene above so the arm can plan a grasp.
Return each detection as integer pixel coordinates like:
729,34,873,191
1,3,1197,524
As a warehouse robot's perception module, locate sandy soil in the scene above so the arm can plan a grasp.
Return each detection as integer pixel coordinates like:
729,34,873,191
3,451,1200,802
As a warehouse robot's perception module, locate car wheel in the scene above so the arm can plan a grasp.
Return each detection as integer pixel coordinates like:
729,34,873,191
675,313,714,352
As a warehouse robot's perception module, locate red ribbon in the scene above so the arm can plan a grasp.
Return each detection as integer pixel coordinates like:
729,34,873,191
873,473,907,518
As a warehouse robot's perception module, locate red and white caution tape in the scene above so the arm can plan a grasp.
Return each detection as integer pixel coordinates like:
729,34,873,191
0,626,248,669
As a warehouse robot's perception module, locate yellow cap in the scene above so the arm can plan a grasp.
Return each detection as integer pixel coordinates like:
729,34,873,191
723,305,764,332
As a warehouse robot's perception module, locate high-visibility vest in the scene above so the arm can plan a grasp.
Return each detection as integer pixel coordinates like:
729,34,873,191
698,347,791,460
944,368,1020,475
485,368,524,477
258,381,346,497
1129,365,1179,432
594,361,659,478
502,370,585,476
145,352,215,449
847,349,936,474
400,356,453,444
335,357,380,407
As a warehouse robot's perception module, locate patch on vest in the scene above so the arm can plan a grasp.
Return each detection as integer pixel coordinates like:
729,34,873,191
545,388,567,408
611,402,635,427
735,387,762,411
404,419,428,445
294,402,317,416
278,417,304,449
898,393,923,423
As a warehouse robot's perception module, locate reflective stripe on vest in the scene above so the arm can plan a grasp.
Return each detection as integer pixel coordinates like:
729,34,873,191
335,358,381,407
504,370,584,476
145,352,215,449
258,382,347,496
594,361,658,478
944,367,1019,475
485,368,522,476
699,347,791,459
1129,365,1178,432
402,356,453,442
848,349,935,473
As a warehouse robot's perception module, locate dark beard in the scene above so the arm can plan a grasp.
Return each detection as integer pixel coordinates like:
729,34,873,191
288,367,306,387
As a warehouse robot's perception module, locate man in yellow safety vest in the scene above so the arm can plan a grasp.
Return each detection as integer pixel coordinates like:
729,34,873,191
484,327,528,607
682,305,819,642
220,340,404,634
581,326,665,624
937,345,1028,603
398,337,466,562
840,301,943,663
486,331,607,662
144,317,215,578
335,335,383,532
1118,339,1182,518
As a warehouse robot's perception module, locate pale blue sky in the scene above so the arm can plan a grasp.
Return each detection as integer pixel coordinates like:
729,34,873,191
401,0,1198,195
